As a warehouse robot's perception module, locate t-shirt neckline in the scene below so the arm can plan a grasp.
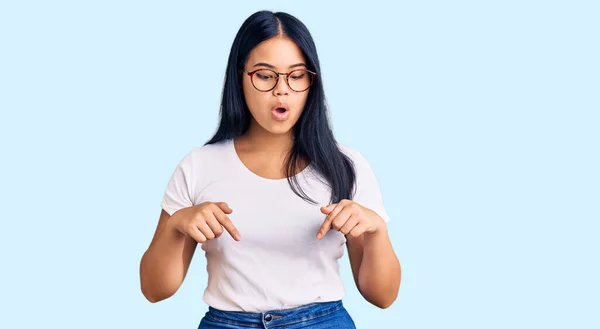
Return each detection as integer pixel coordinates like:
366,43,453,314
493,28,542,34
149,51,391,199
228,138,311,183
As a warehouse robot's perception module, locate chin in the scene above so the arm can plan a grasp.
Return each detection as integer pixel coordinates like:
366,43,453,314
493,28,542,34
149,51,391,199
266,125,294,135
259,119,295,134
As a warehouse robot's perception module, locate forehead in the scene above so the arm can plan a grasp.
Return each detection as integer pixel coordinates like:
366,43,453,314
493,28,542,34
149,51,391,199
246,36,306,69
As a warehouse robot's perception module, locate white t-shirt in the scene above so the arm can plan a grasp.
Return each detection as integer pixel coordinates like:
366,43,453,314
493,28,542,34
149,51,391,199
160,138,390,312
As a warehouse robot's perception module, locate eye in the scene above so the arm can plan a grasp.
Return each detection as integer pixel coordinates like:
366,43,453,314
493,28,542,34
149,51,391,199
256,72,275,80
290,73,305,80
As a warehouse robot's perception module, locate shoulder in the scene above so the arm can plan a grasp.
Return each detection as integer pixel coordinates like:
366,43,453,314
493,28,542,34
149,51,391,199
177,139,231,166
168,139,232,194
336,142,382,185
336,142,368,167
170,140,233,185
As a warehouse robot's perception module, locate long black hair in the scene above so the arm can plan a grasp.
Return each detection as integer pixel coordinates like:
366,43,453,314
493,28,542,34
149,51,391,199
205,10,356,206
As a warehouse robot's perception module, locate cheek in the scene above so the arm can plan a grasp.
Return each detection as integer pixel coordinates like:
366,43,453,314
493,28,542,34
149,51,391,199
294,94,309,115
242,83,258,109
243,85,269,114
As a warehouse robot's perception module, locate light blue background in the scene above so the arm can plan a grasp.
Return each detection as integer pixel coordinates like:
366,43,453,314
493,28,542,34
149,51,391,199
1,1,598,328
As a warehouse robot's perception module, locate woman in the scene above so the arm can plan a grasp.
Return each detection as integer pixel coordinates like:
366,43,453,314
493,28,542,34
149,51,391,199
140,10,401,329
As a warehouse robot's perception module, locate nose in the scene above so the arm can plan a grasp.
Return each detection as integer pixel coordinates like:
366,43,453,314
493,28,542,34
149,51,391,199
272,74,290,96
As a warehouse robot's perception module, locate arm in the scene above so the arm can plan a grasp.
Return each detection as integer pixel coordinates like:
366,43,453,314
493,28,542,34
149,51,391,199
139,209,197,303
347,218,401,309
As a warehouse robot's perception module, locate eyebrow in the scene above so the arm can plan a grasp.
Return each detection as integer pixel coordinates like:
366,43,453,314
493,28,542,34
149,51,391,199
252,62,307,69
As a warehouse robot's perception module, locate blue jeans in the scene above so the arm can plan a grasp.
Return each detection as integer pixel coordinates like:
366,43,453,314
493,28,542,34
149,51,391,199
198,300,356,328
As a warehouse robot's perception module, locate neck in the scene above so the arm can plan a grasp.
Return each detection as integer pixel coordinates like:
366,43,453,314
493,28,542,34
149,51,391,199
239,123,295,155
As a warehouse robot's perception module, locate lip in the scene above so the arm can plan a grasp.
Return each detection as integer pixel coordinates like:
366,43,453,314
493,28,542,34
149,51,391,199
271,102,290,112
271,102,290,121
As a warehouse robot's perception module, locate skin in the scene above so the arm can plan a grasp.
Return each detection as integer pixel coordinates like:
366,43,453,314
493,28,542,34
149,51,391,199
140,34,401,309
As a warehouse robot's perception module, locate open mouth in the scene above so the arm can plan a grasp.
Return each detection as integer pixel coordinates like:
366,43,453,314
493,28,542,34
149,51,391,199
272,106,290,120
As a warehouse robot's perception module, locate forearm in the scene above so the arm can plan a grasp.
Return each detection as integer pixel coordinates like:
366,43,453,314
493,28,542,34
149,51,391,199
140,217,195,302
358,226,401,308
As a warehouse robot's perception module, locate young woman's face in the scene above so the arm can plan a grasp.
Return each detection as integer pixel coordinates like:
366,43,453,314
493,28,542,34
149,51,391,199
242,36,310,136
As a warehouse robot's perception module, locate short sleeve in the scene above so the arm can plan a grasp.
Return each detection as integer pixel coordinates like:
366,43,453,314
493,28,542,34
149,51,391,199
351,151,391,223
161,151,195,216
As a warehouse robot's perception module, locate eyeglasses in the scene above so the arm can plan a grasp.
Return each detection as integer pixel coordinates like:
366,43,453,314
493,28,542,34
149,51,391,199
242,68,317,92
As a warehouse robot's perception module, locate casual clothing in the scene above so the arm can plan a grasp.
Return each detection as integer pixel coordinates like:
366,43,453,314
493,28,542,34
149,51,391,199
198,300,356,329
161,138,390,313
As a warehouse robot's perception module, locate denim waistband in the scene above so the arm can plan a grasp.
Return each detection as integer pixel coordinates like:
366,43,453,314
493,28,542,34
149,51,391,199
206,300,344,327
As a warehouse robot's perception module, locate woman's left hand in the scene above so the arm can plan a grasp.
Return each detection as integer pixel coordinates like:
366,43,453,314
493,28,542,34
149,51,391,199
317,199,385,240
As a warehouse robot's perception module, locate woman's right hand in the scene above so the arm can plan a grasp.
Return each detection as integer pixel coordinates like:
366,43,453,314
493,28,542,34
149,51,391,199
170,201,240,243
